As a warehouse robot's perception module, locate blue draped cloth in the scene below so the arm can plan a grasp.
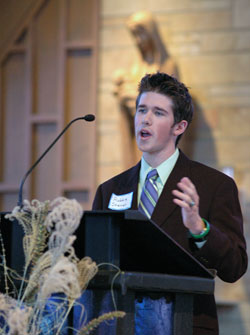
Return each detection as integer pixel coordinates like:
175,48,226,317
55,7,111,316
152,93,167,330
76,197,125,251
73,290,173,335
40,293,68,335
135,296,173,335
74,290,117,335
1,291,173,335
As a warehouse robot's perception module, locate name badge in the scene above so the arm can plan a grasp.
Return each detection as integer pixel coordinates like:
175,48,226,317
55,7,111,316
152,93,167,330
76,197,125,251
108,192,133,210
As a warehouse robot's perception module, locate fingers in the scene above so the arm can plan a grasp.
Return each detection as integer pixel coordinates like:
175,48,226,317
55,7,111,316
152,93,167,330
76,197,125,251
172,177,199,209
172,177,204,233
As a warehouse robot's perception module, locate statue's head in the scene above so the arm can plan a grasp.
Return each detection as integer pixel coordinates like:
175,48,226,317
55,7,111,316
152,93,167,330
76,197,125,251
126,11,157,55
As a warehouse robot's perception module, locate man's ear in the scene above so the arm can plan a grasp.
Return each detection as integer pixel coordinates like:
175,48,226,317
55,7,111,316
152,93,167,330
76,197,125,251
173,120,188,136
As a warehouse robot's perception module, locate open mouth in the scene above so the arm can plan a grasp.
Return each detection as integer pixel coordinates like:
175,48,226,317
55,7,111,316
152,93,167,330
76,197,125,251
140,130,151,138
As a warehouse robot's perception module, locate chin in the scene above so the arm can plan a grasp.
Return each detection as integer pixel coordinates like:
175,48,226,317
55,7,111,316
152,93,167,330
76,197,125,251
137,144,150,153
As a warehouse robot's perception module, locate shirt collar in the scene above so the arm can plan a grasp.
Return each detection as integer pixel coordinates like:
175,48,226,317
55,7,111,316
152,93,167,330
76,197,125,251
140,149,179,186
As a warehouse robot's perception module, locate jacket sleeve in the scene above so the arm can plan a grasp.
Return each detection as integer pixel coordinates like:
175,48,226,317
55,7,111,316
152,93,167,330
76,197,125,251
193,177,248,283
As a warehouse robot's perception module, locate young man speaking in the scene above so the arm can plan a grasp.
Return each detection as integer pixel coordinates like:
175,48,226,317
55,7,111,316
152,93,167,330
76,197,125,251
93,72,248,334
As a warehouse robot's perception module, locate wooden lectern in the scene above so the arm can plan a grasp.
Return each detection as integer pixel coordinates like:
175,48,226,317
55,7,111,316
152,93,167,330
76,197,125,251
73,210,215,335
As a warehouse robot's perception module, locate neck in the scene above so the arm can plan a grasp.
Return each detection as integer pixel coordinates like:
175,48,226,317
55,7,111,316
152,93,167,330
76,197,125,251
143,147,177,168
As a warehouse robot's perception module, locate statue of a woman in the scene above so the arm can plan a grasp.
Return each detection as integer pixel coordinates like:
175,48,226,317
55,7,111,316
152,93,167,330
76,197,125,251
113,11,178,168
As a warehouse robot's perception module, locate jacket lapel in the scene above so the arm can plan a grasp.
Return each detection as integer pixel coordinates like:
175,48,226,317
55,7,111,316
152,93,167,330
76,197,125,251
151,151,190,227
116,162,141,210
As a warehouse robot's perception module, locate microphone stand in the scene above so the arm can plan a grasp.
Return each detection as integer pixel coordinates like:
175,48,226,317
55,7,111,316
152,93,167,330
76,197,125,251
17,114,95,208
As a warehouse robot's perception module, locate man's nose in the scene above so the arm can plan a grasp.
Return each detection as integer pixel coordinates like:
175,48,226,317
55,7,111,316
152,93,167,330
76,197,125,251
142,111,152,124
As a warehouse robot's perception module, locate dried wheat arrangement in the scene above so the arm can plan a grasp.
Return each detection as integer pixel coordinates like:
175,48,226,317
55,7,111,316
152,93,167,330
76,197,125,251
0,197,125,335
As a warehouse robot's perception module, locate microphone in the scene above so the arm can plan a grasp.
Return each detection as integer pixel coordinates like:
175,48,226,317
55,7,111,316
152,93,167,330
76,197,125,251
84,114,95,122
17,114,95,208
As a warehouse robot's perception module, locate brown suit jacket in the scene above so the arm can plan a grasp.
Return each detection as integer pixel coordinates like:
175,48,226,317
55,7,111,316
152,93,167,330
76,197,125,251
92,151,248,334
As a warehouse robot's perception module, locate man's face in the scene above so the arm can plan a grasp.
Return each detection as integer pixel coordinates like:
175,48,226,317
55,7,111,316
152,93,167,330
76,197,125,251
134,92,185,162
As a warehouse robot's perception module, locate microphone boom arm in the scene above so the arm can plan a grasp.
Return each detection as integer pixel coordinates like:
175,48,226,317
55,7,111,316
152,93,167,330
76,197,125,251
18,115,95,208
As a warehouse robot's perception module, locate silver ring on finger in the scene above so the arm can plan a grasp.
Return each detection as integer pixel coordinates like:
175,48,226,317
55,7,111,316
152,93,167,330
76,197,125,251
189,200,195,208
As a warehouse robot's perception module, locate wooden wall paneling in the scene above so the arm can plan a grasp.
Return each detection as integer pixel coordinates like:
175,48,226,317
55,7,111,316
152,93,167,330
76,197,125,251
21,26,33,205
0,64,4,209
0,0,98,210
0,52,27,211
0,65,4,183
64,49,93,181
56,0,67,200
61,0,98,209
33,0,60,116
30,0,61,201
66,0,95,43
0,0,47,62
2,53,27,184
88,0,98,206
0,29,30,210
0,194,18,211
30,123,58,201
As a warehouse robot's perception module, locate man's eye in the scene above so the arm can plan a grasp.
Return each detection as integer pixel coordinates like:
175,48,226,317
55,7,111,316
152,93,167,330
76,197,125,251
138,108,146,113
155,111,164,116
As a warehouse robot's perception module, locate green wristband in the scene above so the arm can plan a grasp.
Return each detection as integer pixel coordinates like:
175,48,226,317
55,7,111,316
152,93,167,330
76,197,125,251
189,219,210,239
